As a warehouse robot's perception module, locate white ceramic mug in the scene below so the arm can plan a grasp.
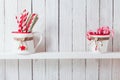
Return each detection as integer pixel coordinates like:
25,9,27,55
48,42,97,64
12,32,42,54
88,35,109,52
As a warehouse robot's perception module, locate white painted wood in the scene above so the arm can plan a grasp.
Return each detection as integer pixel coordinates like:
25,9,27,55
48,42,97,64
0,60,5,80
73,0,86,80
1,0,120,80
46,0,58,52
6,60,18,80
86,0,99,80
32,0,45,80
59,0,72,80
33,60,45,80
5,0,18,80
18,0,32,80
32,0,45,52
46,0,58,80
113,0,120,80
19,60,32,80
86,60,99,80
99,0,112,80
0,0,4,52
113,0,120,52
73,60,85,80
73,0,86,52
46,60,58,80
100,0,113,52
112,59,120,80
99,59,112,80
0,52,119,59
0,0,5,80
5,0,17,53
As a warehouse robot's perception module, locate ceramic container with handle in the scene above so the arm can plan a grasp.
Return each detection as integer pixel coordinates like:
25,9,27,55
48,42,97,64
12,32,42,54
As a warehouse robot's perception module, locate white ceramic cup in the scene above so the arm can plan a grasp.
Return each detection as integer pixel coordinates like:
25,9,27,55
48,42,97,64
12,32,42,54
88,35,109,53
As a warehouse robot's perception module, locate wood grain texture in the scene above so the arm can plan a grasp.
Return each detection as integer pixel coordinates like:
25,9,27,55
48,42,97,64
32,0,46,80
5,0,18,80
86,0,99,80
73,0,86,80
46,0,58,80
18,0,32,80
59,0,72,80
99,0,113,80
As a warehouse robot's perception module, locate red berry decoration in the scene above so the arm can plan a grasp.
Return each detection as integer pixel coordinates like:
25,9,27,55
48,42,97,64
86,26,114,40
20,45,26,51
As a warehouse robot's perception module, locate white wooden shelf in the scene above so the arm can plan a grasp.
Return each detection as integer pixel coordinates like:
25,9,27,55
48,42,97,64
0,52,120,59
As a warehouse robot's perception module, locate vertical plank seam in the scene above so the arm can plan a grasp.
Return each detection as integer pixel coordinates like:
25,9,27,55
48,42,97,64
58,0,60,52
31,0,33,80
85,0,87,51
18,59,19,80
98,0,100,79
45,4,46,79
85,0,87,80
98,1,100,80
99,0,101,27
3,0,5,52
4,0,6,79
31,0,33,13
4,60,6,80
16,1,19,80
71,0,73,80
58,0,60,80
111,0,114,80
31,59,33,80
112,0,114,52
45,0,47,80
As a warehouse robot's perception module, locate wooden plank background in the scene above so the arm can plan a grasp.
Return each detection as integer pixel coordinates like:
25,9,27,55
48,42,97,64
0,0,119,80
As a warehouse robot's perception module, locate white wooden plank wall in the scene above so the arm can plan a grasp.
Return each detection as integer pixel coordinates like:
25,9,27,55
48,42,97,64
0,0,119,80
113,0,120,80
32,0,46,80
99,0,112,80
46,0,58,80
18,0,32,80
0,0,5,80
86,0,99,80
5,0,18,80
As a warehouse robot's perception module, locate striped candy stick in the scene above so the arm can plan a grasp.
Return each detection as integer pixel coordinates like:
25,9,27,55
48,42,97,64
24,14,33,32
20,10,29,32
28,14,38,32
25,13,38,32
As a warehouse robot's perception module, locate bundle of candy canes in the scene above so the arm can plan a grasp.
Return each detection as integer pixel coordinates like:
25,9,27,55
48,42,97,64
16,9,38,33
87,26,114,40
